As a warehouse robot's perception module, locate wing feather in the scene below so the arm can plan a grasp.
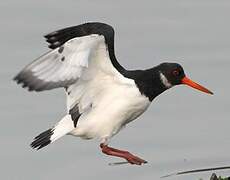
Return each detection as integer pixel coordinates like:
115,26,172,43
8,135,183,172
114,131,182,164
14,22,135,116
14,35,102,91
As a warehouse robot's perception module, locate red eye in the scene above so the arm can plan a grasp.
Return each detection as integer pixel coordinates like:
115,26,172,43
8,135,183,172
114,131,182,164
172,70,179,76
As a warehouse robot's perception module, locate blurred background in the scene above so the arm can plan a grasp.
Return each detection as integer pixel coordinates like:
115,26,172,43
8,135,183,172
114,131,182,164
0,0,229,179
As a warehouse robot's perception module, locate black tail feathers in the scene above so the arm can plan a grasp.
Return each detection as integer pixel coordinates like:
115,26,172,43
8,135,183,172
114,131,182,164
30,128,54,150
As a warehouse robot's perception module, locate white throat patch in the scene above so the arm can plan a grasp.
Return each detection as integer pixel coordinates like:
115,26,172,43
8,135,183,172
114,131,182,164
160,72,172,88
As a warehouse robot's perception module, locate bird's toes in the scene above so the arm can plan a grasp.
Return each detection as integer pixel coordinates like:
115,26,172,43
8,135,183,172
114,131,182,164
126,155,147,165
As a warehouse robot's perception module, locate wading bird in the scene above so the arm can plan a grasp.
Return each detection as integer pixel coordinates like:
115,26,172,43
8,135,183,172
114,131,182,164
14,22,213,165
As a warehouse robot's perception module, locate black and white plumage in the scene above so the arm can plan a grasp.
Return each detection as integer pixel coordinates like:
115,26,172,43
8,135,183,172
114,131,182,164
14,22,213,165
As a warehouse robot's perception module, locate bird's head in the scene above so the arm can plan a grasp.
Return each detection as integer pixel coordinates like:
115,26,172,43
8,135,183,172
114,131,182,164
157,63,213,95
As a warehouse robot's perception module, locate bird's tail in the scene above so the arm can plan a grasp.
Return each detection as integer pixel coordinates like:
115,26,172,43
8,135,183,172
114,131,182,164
30,114,74,150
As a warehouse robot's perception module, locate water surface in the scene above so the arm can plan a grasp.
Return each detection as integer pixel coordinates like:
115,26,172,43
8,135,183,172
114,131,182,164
1,0,230,179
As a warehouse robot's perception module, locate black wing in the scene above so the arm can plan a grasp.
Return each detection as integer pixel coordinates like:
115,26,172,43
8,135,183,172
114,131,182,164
45,22,115,49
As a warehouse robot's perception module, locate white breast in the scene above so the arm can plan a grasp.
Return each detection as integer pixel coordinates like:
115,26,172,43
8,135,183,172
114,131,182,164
70,81,150,141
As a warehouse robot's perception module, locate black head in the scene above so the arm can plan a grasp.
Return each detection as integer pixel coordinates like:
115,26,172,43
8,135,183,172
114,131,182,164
125,62,213,101
157,63,185,87
156,62,213,94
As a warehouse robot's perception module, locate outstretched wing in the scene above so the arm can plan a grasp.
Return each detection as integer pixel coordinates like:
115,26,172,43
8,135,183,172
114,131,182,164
14,22,127,91
14,22,137,128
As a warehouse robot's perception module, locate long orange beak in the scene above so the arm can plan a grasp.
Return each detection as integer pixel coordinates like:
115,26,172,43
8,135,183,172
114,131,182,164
181,77,213,95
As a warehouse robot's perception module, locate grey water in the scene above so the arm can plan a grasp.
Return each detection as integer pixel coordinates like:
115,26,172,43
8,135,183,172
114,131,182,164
0,0,230,179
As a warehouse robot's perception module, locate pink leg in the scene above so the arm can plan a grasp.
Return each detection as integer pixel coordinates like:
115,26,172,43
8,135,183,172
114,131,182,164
100,143,147,165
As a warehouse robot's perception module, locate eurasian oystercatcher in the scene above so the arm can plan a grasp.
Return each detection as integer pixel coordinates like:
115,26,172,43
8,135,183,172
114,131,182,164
14,22,213,165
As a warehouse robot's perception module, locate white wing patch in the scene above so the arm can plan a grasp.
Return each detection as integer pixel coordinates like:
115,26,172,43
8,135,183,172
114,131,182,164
14,35,105,91
15,33,135,114
65,38,136,112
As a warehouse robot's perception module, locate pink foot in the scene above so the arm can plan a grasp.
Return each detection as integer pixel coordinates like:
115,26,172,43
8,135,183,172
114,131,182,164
100,143,147,165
